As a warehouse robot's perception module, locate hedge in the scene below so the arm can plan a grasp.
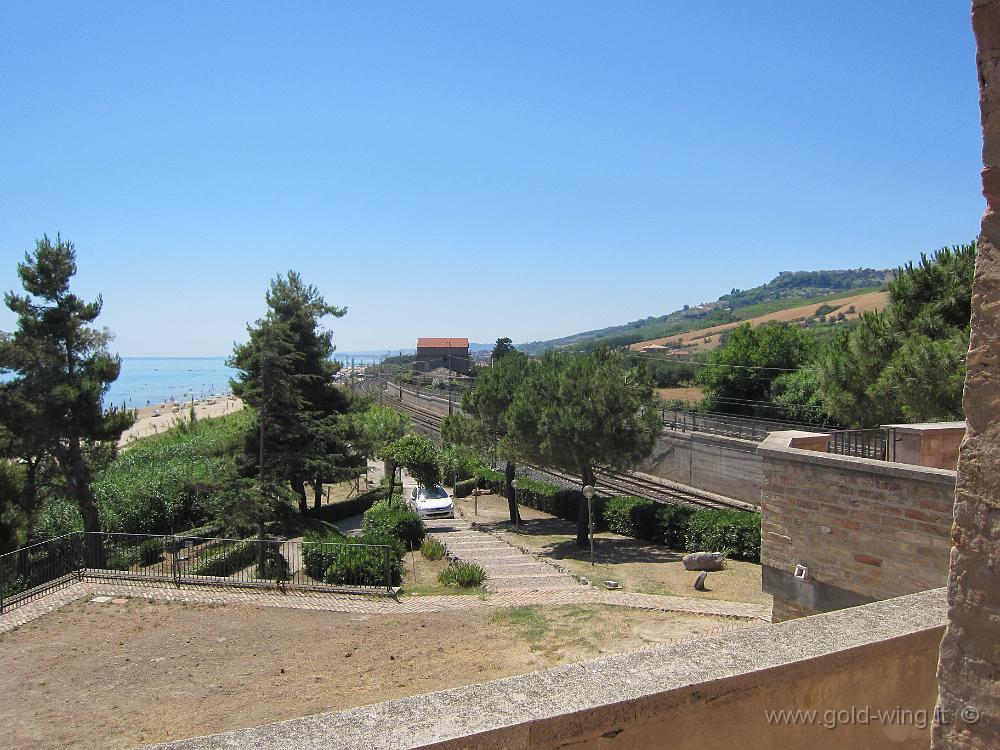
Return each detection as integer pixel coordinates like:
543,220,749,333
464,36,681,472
685,509,761,563
471,468,760,562
164,520,228,553
324,541,403,587
105,538,165,570
362,500,425,548
654,505,697,549
187,540,258,577
602,496,658,540
302,531,348,580
306,488,386,524
472,469,601,526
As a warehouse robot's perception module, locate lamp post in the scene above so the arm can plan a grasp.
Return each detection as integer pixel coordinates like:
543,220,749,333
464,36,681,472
582,484,596,566
510,478,520,533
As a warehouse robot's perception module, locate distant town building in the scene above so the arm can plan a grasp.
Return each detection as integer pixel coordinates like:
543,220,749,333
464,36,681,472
415,337,471,375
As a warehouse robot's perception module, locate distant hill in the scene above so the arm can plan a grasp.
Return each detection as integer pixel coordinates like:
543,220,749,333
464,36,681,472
518,268,893,354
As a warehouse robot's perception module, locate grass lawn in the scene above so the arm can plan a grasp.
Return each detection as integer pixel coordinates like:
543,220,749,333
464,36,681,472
455,492,771,607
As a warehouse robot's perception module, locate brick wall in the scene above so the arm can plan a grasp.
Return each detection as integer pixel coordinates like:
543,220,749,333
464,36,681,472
759,432,956,622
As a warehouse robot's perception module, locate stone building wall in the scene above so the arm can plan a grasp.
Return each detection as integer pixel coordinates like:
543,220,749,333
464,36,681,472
933,2,1000,746
758,432,956,621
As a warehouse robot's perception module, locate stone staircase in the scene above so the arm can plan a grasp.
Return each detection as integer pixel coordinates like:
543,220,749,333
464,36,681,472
424,519,583,593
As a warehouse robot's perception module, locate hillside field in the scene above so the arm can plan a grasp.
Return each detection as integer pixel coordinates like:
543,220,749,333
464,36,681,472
629,289,888,353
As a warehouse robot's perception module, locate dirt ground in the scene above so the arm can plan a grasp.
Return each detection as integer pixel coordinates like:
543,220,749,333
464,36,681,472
0,597,745,750
456,492,771,607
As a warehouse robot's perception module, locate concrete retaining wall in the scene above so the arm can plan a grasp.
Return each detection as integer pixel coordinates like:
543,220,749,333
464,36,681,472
640,429,762,505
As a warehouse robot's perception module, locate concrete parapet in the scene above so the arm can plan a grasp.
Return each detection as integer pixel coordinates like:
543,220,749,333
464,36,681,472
883,422,965,470
144,589,947,750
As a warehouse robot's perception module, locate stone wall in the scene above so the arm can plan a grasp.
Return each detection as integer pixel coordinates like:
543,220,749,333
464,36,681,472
759,432,955,621
933,2,1000,746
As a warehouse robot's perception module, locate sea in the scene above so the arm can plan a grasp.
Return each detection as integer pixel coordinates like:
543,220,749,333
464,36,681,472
105,354,380,408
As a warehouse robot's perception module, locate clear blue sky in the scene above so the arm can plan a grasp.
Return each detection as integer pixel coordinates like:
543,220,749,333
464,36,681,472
0,2,983,356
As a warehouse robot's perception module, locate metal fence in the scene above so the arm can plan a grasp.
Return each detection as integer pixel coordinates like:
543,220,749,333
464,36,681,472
660,408,827,442
0,531,396,615
826,427,898,461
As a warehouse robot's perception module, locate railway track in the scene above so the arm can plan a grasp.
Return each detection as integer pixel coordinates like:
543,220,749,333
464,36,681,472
377,381,757,514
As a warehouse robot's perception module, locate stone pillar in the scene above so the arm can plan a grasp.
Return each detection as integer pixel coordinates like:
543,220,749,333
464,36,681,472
932,3,1000,747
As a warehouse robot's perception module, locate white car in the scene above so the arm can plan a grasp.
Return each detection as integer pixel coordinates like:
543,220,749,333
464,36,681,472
409,484,455,519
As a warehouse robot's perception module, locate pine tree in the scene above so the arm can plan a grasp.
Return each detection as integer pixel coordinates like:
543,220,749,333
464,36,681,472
228,271,360,515
506,348,659,547
0,236,134,561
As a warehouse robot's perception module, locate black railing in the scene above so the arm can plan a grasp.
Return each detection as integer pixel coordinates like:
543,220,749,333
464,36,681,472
826,428,898,461
0,534,84,613
0,532,396,615
660,408,826,442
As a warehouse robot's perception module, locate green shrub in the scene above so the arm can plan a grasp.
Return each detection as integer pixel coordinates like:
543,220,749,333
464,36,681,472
471,469,604,528
362,499,425,548
438,561,486,588
602,496,658,540
104,537,165,570
420,537,447,560
324,537,404,587
685,510,761,562
302,530,349,579
304,529,404,586
654,505,696,549
473,468,505,494
187,539,258,577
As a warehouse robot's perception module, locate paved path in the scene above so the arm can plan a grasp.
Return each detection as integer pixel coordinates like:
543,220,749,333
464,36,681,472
0,578,769,635
424,517,584,593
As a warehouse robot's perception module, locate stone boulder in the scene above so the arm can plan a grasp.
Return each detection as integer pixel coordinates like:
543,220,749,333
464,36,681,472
682,552,725,571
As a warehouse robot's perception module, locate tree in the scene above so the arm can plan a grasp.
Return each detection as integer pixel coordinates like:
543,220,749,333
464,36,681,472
385,434,441,491
229,271,358,513
491,337,515,361
0,460,28,555
0,236,134,562
305,400,367,509
506,348,659,546
816,244,975,427
458,352,533,523
355,405,410,502
770,368,834,425
696,322,815,417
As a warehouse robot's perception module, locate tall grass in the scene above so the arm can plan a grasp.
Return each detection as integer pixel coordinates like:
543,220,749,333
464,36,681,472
33,410,251,540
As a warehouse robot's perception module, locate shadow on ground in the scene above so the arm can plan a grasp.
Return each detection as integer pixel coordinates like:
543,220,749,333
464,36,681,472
476,519,686,566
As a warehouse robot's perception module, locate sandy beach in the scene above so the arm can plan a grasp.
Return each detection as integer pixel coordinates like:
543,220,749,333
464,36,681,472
118,397,244,446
